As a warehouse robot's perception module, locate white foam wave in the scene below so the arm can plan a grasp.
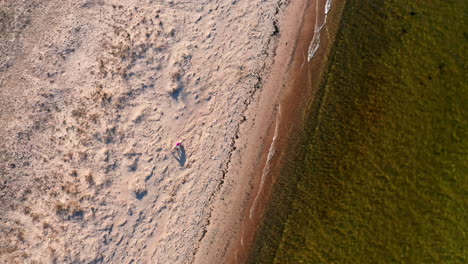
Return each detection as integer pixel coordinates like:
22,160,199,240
307,0,333,61
249,105,281,220
325,0,332,14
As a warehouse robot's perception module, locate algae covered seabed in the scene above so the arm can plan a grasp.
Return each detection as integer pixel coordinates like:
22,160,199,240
249,0,467,263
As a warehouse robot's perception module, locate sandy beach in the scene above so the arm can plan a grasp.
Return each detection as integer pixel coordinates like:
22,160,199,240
1,0,322,263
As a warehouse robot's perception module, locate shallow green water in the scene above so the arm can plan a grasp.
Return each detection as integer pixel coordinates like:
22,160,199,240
250,0,467,263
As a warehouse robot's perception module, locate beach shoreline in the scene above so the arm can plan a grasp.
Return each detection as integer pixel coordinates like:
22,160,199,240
245,0,348,261
194,0,341,263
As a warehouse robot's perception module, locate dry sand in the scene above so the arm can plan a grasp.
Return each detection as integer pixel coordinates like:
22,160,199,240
1,0,317,263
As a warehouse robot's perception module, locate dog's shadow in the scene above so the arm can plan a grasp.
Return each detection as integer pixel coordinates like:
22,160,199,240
172,145,186,166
